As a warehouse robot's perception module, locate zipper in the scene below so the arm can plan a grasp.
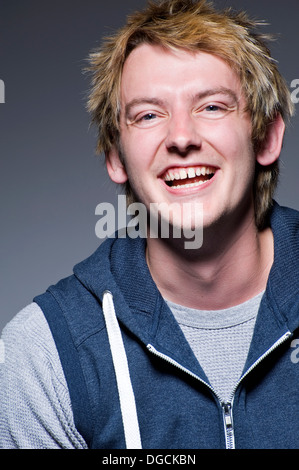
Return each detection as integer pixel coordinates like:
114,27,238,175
222,402,235,449
147,330,292,449
220,331,292,449
231,331,292,393
147,344,216,394
147,344,231,447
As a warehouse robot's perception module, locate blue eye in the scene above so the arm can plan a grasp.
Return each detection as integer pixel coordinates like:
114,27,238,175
143,113,157,120
132,111,162,128
206,105,220,111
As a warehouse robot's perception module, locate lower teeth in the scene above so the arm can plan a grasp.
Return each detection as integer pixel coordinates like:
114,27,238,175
171,179,211,189
173,182,201,188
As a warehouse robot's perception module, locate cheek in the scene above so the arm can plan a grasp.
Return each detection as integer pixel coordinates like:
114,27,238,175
118,138,151,197
120,127,164,173
209,122,254,165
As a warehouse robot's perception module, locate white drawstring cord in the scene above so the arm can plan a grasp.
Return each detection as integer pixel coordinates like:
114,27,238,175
102,291,142,449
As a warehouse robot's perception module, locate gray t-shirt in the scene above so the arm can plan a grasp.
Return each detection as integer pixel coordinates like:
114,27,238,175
166,291,264,403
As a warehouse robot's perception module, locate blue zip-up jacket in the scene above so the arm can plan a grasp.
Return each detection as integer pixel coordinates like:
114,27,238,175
34,202,299,449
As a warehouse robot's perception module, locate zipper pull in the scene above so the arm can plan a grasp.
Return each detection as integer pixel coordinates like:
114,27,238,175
222,402,235,449
223,403,233,427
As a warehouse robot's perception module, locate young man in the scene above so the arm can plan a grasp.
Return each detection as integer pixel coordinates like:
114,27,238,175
1,0,298,449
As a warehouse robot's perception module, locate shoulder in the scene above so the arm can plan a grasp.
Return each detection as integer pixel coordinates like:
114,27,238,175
271,202,299,241
3,301,53,340
2,302,62,370
0,303,87,448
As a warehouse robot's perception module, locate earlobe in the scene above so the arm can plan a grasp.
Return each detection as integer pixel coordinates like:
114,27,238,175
106,146,128,184
256,114,285,166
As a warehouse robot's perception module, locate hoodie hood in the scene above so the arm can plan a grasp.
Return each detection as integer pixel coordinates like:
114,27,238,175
265,202,299,332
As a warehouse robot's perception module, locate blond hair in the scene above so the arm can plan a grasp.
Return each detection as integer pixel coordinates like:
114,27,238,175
87,0,294,229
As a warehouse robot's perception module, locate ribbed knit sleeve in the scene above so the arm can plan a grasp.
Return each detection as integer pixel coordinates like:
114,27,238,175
0,303,88,449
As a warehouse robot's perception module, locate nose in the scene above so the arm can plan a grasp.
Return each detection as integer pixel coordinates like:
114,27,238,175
165,111,202,156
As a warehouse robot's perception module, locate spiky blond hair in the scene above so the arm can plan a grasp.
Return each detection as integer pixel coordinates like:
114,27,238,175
87,0,294,229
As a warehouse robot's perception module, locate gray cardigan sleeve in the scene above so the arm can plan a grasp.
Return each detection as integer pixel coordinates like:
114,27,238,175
0,303,87,449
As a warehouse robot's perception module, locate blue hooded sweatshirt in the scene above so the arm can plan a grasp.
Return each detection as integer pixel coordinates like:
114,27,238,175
34,202,299,449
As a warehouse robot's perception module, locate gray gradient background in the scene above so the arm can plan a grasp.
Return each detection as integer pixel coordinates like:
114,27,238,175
0,0,298,332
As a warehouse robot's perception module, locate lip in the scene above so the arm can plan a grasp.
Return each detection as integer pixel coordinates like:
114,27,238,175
158,164,219,195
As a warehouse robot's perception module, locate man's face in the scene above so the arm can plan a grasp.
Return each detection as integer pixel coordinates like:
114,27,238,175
109,43,256,232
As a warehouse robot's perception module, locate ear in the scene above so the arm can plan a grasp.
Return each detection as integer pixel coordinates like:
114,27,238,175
105,145,128,184
256,114,285,166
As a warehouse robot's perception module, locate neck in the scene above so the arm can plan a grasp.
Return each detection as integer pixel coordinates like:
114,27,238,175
146,210,273,310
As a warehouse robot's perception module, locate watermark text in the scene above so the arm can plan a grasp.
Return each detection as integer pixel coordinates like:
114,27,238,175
95,195,203,249
101,452,196,466
290,339,299,364
291,79,299,104
0,79,5,103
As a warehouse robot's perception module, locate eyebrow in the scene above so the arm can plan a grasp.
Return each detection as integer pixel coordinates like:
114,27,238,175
194,87,240,105
124,87,240,118
124,98,165,119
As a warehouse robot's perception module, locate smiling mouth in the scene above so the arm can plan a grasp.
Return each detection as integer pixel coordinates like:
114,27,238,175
162,166,216,189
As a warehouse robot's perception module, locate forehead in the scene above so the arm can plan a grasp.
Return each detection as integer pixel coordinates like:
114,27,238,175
120,43,243,103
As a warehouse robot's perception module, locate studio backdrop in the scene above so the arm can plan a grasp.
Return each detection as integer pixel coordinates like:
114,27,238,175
1,0,298,332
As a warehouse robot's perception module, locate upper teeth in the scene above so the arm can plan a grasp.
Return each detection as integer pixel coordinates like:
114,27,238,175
164,166,214,182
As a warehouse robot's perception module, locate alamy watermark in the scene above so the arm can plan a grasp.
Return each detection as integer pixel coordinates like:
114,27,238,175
95,195,203,249
291,79,299,104
0,79,5,104
290,339,299,364
0,78,297,105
